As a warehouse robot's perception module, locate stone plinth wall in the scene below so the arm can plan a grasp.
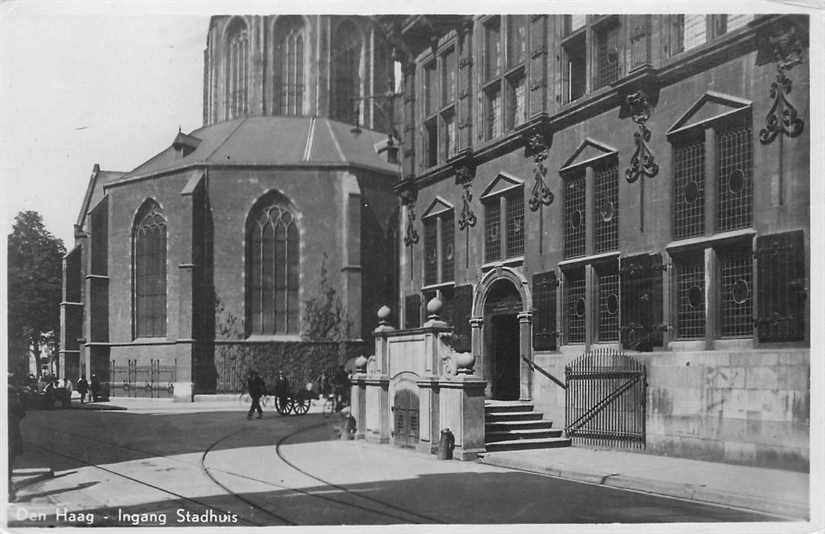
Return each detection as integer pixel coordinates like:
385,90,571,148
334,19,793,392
530,348,809,471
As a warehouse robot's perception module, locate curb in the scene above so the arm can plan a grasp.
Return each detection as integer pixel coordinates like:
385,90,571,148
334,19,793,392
479,455,808,520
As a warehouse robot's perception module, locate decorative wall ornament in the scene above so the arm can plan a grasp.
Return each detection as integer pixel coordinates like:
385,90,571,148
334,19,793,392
758,22,805,144
524,130,554,211
399,180,419,246
455,164,477,231
624,91,659,184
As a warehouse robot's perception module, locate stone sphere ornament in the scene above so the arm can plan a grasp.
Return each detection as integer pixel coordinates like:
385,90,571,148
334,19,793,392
427,296,443,317
377,305,391,321
355,355,368,372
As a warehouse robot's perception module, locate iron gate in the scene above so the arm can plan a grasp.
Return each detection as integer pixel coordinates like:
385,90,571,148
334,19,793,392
392,389,420,448
565,348,646,449
110,359,176,398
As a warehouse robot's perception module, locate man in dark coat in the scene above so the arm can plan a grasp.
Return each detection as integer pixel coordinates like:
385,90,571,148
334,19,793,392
332,365,350,412
274,371,290,415
77,376,89,404
247,370,266,419
90,374,100,402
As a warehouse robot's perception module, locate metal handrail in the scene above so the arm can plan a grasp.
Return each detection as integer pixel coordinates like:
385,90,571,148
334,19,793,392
521,355,566,390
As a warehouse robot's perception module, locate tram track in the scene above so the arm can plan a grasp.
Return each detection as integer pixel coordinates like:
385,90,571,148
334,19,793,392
21,415,445,525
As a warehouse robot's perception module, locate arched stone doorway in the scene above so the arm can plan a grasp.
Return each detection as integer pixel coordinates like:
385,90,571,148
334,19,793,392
393,389,419,448
470,267,533,401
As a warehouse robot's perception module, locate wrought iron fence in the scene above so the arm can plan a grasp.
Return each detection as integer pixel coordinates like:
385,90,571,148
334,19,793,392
565,348,646,449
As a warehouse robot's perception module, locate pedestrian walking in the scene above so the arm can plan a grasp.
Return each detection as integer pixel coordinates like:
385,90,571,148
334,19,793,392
90,374,100,402
246,370,266,419
77,376,89,404
8,375,26,501
332,365,350,412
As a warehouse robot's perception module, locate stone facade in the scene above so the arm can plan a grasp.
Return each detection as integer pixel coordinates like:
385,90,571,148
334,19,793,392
380,14,810,470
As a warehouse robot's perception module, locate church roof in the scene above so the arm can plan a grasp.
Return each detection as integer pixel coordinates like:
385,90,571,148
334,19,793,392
113,116,400,183
76,164,126,231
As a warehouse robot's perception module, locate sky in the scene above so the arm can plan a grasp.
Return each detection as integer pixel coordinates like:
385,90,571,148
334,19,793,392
1,3,207,246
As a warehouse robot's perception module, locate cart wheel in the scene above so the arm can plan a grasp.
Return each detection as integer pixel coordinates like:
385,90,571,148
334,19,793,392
286,398,297,416
275,397,289,415
297,398,311,415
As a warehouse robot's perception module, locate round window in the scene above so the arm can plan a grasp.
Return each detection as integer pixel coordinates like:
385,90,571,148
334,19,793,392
728,169,745,194
600,202,615,223
575,297,586,317
688,285,703,308
606,293,619,315
684,181,699,204
571,209,583,229
732,279,750,305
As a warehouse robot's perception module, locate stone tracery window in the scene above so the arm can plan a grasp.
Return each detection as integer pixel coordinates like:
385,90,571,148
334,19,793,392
275,16,305,115
247,196,300,335
331,20,362,124
226,18,250,119
133,201,167,338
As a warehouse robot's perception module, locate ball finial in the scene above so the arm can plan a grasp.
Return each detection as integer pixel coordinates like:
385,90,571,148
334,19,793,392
377,305,391,321
426,296,443,316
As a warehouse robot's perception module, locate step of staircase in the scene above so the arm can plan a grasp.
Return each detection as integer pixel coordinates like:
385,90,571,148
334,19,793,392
485,436,572,452
483,400,570,452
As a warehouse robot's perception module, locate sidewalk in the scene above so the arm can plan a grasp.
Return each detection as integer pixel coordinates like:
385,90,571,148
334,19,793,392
479,447,809,520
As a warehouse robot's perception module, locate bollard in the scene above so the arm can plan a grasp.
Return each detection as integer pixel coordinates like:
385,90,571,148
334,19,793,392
437,428,455,460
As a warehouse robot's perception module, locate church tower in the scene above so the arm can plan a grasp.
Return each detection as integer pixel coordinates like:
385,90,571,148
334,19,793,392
203,15,396,133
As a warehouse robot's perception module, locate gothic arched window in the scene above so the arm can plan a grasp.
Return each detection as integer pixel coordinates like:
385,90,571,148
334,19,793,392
331,20,362,123
226,18,249,119
133,201,167,338
275,16,305,115
247,196,300,335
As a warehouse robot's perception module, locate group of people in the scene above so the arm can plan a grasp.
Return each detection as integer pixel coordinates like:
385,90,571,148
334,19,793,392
244,364,352,419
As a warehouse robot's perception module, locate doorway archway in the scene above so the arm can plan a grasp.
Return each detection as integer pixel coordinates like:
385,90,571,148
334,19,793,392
470,266,533,401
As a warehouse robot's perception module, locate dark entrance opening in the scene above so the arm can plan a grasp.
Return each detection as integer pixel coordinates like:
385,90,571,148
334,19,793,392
483,279,522,401
392,389,420,448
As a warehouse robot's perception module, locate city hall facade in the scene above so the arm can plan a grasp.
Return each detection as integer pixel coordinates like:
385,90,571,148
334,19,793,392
371,13,809,470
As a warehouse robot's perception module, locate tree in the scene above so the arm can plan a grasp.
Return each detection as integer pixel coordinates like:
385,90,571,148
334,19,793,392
7,211,66,379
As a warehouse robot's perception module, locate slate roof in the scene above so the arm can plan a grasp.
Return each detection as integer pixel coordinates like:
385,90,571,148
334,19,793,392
76,165,126,230
113,116,399,183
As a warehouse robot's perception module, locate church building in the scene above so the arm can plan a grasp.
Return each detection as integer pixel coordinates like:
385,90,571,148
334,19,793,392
60,15,401,399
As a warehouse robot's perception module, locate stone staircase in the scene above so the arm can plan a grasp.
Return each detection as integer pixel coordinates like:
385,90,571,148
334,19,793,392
484,400,571,452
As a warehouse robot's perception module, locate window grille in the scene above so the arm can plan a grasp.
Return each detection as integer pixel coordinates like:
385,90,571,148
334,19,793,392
444,111,456,160
594,161,619,253
507,15,528,68
506,190,525,258
425,118,438,167
726,14,752,32
564,173,586,258
717,122,753,231
533,271,558,351
595,24,620,89
508,72,526,130
248,202,299,335
423,217,438,285
598,269,620,342
405,294,421,329
756,230,806,342
680,15,707,52
485,17,502,81
719,247,753,337
672,137,705,239
485,83,502,140
442,48,457,105
441,212,455,282
565,272,586,344
485,199,501,262
424,61,438,116
620,254,664,350
675,255,705,339
568,15,586,34
134,203,167,338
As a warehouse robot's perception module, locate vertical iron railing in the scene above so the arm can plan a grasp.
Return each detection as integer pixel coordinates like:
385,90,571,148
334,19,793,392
565,347,646,449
